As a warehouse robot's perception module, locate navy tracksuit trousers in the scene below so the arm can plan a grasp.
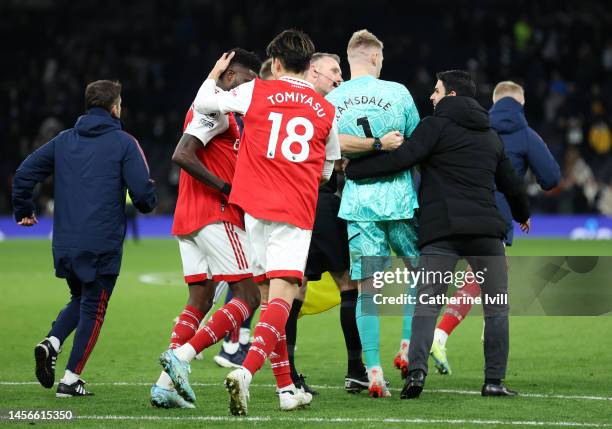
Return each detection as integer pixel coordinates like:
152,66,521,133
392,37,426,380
47,274,117,374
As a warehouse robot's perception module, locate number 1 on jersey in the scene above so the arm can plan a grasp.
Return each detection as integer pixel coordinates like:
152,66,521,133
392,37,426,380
357,116,374,138
267,112,314,163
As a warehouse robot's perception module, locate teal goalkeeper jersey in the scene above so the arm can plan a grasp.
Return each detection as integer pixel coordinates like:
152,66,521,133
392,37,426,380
326,75,420,221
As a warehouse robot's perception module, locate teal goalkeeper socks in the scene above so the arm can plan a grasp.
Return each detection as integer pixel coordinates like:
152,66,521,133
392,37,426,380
356,292,380,368
401,283,417,341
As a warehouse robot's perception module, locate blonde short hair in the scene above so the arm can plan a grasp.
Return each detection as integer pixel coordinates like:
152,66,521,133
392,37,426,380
347,29,383,55
260,58,273,80
493,81,524,103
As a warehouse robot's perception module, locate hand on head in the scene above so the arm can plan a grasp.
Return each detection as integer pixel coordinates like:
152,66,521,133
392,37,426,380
209,51,236,80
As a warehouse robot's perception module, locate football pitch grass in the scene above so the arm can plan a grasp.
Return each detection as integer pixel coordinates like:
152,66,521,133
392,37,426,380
1,238,611,428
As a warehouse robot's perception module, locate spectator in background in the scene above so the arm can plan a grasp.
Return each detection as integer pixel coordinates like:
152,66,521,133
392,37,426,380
601,39,612,72
513,16,531,52
2,1,612,216
597,185,612,216
561,147,598,213
566,117,584,146
544,71,569,123
588,103,611,157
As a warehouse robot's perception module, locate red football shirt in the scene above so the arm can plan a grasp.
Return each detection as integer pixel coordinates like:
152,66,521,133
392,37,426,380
194,77,341,230
171,99,244,236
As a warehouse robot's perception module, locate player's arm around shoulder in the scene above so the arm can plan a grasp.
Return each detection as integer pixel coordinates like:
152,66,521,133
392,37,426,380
337,83,415,155
345,116,441,181
119,131,157,213
337,131,404,155
323,90,368,155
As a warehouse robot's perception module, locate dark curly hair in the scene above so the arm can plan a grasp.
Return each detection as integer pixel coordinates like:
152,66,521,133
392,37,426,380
223,47,262,76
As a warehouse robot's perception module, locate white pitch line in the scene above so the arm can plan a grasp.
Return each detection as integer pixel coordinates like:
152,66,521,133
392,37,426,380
1,381,611,401
73,415,612,427
423,388,612,402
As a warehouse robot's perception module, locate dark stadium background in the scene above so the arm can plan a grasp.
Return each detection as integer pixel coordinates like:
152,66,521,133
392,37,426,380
1,3,612,425
2,0,611,216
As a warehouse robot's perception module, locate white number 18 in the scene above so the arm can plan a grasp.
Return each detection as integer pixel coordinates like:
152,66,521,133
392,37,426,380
267,112,314,163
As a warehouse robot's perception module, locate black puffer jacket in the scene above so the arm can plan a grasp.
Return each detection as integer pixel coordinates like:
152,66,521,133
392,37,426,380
345,95,530,248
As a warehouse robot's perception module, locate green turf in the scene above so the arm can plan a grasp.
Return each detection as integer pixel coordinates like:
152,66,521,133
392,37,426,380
1,239,611,428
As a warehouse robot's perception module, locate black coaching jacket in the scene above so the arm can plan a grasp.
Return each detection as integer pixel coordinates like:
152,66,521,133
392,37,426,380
345,95,530,248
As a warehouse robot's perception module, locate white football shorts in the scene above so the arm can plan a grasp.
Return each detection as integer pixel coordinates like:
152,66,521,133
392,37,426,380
177,221,251,283
244,213,312,284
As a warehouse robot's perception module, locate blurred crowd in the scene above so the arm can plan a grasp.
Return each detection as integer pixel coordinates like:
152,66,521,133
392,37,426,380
1,0,611,216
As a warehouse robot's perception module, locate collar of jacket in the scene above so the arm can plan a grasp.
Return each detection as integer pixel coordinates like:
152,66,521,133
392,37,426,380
489,97,528,134
75,107,122,137
86,107,114,117
434,95,490,131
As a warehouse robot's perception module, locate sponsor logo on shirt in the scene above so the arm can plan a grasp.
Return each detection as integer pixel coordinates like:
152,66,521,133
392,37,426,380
200,117,216,128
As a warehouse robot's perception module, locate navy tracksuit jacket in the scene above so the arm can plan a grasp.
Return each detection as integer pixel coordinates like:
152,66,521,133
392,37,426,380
13,107,157,280
12,107,157,374
490,97,561,244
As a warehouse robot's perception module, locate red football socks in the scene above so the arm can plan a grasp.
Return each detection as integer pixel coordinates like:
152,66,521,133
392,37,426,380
242,298,291,379
437,276,482,335
188,298,251,353
270,329,292,389
170,305,204,349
